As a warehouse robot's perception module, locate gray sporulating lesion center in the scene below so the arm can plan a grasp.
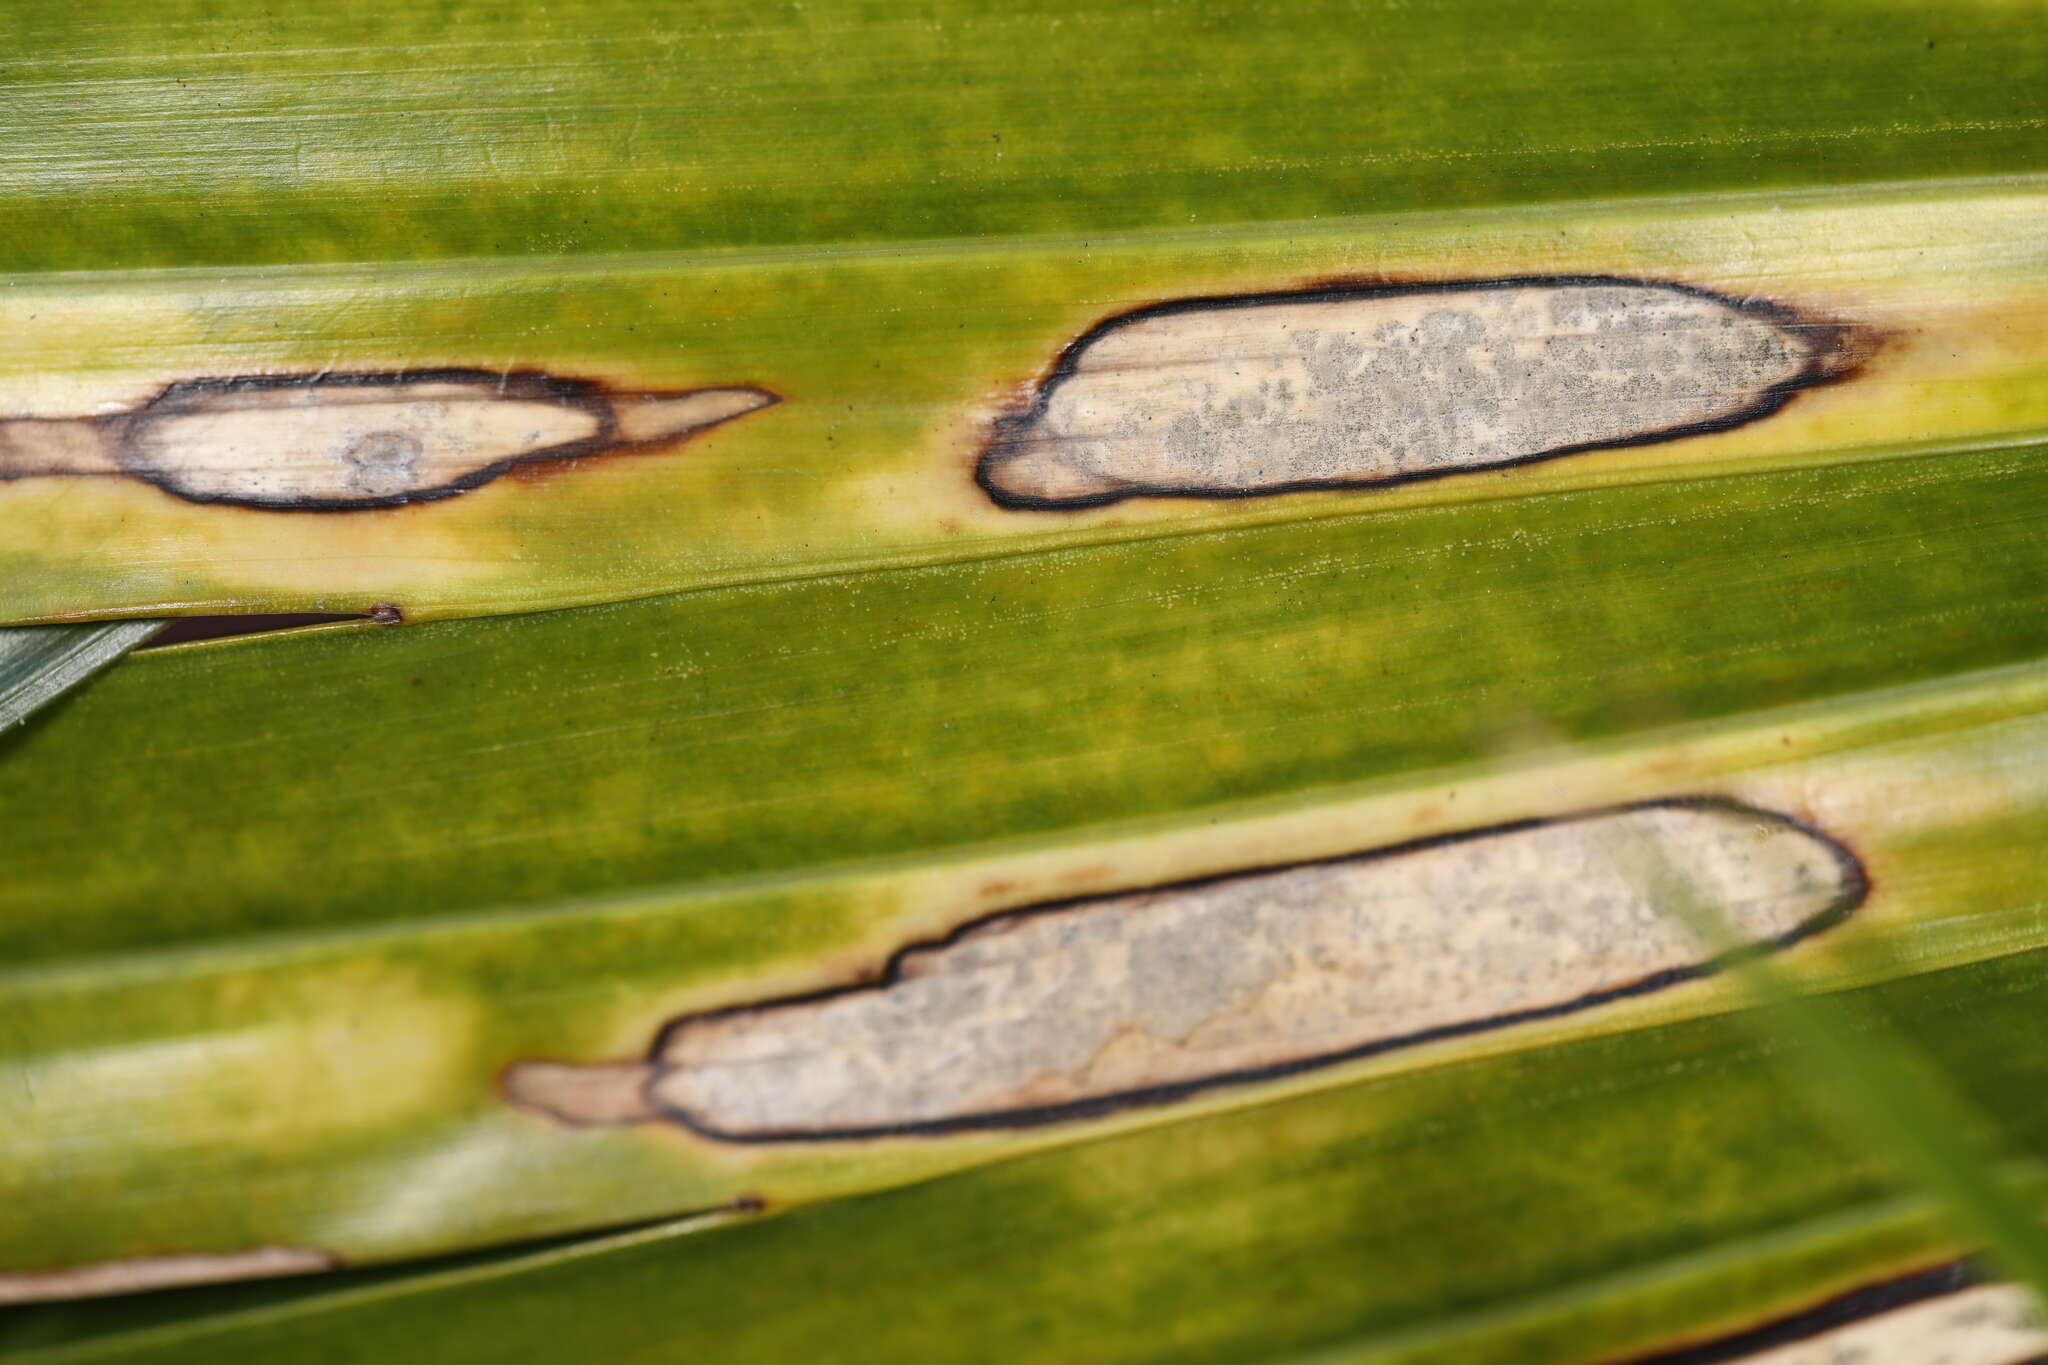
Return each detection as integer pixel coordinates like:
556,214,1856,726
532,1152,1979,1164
503,800,1862,1140
342,431,426,498
978,280,1836,506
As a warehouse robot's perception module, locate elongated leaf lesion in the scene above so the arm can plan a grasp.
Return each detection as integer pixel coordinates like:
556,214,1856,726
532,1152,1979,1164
0,370,775,511
978,277,1865,509
505,798,1863,1141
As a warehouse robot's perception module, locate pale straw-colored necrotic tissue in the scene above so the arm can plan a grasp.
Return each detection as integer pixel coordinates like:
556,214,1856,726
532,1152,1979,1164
0,371,773,508
507,800,1862,1139
979,279,1835,507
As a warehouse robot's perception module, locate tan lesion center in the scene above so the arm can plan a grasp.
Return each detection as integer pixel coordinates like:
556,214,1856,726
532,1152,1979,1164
0,372,775,509
506,800,1861,1140
980,280,1834,507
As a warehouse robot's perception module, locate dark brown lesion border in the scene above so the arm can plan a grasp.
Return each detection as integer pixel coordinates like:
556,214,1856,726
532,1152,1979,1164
1612,1258,2007,1364
975,274,1871,512
106,369,622,511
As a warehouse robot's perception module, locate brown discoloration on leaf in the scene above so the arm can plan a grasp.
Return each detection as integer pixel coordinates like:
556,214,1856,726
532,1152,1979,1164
0,369,776,511
0,1246,338,1304
977,276,1871,510
503,1061,660,1127
505,798,1864,1142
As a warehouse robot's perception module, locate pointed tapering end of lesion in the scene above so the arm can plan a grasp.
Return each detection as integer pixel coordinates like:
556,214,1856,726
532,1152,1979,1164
0,419,122,480
1794,316,1883,385
502,1060,660,1127
611,387,779,448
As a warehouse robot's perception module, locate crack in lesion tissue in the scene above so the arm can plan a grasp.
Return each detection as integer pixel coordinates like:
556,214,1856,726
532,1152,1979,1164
977,277,1859,509
505,798,1866,1142
0,369,776,510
